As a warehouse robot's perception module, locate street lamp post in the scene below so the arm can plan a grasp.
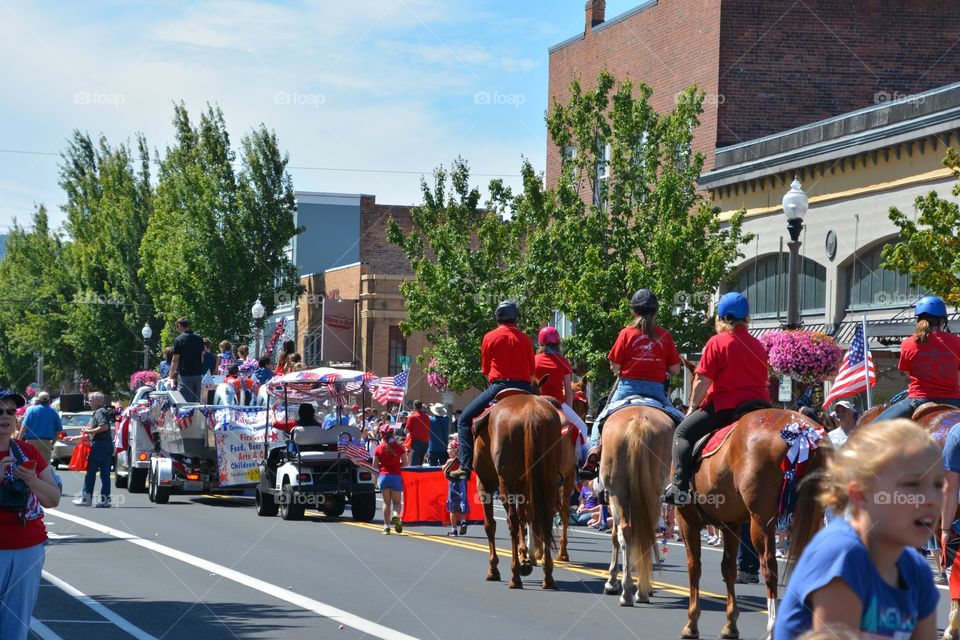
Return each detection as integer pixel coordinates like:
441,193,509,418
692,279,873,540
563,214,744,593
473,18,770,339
782,178,809,330
141,322,152,370
252,298,266,359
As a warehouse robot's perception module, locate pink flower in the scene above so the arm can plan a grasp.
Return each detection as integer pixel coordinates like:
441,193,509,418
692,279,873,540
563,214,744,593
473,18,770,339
760,331,843,384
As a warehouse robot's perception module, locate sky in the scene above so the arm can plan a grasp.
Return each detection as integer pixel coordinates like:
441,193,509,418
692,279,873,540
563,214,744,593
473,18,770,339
0,0,640,233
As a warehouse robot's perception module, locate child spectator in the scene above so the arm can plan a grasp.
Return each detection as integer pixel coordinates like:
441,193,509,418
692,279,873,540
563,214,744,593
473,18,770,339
373,425,405,535
216,341,235,376
442,438,468,536
236,344,257,374
253,356,275,386
775,419,940,639
224,364,258,404
574,479,601,526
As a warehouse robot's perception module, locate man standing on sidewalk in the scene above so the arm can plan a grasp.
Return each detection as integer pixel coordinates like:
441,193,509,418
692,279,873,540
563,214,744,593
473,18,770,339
405,401,431,466
18,391,61,463
169,318,205,403
74,392,114,507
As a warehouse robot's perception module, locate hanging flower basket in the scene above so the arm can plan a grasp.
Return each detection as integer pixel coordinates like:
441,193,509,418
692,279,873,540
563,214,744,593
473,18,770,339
760,330,843,385
426,358,448,393
129,370,160,391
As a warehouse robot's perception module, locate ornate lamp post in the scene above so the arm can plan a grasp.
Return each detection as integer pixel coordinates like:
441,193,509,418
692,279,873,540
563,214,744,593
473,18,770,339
141,322,152,370
252,298,266,358
782,178,809,330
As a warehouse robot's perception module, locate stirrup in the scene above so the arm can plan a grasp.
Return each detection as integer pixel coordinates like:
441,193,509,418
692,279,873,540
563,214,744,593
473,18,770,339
448,468,471,481
577,465,599,481
660,483,692,506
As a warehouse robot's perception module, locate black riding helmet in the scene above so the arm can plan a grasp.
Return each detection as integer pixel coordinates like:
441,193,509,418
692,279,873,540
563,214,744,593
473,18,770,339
631,288,659,314
495,299,519,323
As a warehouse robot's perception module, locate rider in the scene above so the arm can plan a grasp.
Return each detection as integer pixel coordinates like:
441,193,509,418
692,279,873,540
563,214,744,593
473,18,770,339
533,326,590,462
448,300,536,482
661,291,770,506
873,295,960,422
580,289,682,478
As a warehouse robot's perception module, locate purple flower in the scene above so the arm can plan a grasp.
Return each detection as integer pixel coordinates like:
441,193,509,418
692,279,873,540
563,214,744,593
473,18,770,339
760,331,843,384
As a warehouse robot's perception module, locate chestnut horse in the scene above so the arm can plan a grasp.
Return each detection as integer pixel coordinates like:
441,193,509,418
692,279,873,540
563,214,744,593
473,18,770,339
473,392,563,589
676,409,830,640
599,405,674,606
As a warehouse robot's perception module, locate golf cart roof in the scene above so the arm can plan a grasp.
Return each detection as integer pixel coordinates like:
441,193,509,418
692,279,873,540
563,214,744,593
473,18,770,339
265,367,379,402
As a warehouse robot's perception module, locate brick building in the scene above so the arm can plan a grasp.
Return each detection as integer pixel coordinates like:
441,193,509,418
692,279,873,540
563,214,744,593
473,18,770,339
547,0,960,184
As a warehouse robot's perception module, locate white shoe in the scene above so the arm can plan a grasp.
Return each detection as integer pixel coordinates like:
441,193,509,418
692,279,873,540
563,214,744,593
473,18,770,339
72,497,91,507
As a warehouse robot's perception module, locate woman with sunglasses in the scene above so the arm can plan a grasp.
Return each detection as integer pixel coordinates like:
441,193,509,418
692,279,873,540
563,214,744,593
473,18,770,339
0,388,61,640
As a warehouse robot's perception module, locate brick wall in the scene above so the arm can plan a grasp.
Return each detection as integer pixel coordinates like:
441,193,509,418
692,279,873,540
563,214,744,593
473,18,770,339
359,196,416,275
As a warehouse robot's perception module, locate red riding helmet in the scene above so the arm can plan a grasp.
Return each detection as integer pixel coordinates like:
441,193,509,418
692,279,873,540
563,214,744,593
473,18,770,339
538,326,561,346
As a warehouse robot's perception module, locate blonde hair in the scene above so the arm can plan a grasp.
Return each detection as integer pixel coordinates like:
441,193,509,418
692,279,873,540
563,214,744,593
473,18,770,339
714,317,748,334
219,340,233,352
819,419,939,513
914,316,945,344
237,344,249,358
630,311,657,339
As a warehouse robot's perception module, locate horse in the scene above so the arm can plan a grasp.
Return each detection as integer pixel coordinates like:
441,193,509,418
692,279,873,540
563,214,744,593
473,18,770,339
572,378,590,421
473,391,563,589
675,408,830,640
598,404,674,606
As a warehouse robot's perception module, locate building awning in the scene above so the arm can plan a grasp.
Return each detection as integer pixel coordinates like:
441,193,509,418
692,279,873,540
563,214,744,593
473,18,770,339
749,313,960,350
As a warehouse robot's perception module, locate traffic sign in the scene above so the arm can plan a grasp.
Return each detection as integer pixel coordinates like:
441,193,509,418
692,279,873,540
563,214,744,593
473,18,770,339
778,375,792,402
399,355,412,370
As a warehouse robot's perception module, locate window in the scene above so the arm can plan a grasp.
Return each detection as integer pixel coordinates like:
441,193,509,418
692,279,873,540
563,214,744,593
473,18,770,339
562,145,576,164
674,140,691,172
736,253,826,316
550,310,574,339
593,141,611,208
846,242,922,309
632,130,649,204
388,325,407,375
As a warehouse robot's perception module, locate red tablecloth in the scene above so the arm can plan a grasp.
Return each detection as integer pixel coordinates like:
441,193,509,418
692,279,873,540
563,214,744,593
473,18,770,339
399,467,485,524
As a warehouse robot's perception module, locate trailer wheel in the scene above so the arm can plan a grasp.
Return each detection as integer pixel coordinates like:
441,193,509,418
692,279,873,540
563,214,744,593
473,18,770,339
351,492,377,522
115,471,128,489
129,467,148,494
279,483,304,521
154,482,171,504
147,466,156,503
256,487,279,517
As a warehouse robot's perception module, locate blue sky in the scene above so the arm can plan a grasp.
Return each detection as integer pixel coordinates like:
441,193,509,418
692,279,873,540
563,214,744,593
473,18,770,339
0,0,639,232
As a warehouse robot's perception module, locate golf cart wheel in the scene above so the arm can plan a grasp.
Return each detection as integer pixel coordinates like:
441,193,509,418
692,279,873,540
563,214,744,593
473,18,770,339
147,467,156,503
279,484,304,521
351,492,377,522
322,495,346,518
256,487,279,517
154,482,171,504
129,467,148,493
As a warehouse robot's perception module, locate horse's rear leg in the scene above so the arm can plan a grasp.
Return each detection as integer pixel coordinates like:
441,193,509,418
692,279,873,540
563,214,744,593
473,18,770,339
506,499,524,589
605,523,622,596
558,478,572,562
617,523,638,606
719,525,740,639
751,516,778,639
679,511,702,639
541,533,557,590
482,496,500,582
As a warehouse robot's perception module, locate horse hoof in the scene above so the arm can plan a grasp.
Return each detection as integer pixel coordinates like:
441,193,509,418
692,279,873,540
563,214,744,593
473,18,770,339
541,579,558,590
603,581,622,596
618,597,634,607
558,552,569,562
508,578,523,589
680,626,699,639
719,628,739,640
486,571,500,582
636,593,650,604
519,562,533,577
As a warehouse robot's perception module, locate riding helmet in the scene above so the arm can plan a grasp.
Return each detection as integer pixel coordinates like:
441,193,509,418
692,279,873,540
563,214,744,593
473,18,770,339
915,295,947,319
630,288,659,313
717,292,750,320
495,299,519,323
538,326,561,346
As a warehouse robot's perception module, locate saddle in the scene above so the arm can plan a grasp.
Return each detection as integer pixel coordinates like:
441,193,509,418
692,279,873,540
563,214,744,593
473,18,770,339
691,400,773,461
471,387,537,436
912,402,959,422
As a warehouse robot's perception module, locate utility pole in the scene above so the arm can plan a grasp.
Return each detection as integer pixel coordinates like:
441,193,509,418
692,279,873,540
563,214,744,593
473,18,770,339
36,351,44,387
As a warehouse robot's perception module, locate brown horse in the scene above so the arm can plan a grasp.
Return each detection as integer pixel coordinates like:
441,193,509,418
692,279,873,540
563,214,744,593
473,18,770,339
599,405,674,606
676,409,830,640
473,392,563,589
572,378,590,421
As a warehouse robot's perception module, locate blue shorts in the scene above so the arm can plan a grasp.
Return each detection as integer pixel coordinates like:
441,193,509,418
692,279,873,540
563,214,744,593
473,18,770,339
379,473,403,492
447,479,468,513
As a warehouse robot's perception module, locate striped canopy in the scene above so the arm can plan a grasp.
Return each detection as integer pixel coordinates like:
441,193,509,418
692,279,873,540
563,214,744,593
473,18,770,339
264,367,379,403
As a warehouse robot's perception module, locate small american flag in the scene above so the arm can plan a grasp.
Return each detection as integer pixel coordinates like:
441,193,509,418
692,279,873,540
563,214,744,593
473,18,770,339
338,435,376,472
373,370,408,405
823,324,876,408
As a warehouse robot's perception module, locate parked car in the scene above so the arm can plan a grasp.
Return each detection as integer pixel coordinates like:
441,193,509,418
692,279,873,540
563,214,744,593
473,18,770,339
52,411,94,467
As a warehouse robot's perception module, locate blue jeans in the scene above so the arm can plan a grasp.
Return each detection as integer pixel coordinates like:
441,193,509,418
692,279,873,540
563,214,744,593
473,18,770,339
590,378,678,448
457,381,533,471
0,543,44,640
737,523,759,574
410,440,428,466
83,439,113,501
874,397,960,423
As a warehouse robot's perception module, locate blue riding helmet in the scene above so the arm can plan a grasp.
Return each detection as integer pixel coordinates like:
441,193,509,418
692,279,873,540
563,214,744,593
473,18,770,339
717,292,749,320
915,295,947,319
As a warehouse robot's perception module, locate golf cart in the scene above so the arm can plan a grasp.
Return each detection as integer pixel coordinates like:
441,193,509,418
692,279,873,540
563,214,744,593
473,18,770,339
255,367,378,522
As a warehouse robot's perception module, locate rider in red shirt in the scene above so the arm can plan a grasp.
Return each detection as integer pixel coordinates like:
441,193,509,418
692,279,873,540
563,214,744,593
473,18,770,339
874,295,960,422
661,292,771,506
449,300,535,481
534,326,589,462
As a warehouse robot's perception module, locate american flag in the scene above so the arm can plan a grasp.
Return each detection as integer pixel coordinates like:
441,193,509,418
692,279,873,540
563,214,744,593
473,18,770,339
338,435,376,472
373,370,408,405
823,324,876,408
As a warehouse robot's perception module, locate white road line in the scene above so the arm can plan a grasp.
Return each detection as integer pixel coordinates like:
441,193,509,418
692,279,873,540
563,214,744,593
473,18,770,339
47,509,420,640
42,571,158,640
29,618,65,640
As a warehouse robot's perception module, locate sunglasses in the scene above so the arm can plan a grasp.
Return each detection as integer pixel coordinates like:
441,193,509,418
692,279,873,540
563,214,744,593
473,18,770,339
0,408,17,416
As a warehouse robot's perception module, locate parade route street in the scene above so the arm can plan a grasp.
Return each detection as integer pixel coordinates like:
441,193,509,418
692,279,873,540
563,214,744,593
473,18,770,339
31,471,954,639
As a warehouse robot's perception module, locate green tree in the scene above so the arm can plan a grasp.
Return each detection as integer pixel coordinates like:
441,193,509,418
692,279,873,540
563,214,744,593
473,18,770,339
140,103,300,345
883,148,960,304
59,131,155,389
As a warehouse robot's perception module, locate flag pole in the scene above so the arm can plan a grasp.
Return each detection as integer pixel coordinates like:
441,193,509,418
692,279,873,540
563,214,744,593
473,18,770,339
862,316,872,410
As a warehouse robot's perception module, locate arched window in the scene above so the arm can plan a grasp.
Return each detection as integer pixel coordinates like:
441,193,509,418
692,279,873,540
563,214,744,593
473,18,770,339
846,242,922,309
736,253,826,317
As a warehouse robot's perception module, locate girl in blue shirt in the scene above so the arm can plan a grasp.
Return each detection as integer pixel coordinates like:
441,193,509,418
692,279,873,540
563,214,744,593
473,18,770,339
776,419,942,639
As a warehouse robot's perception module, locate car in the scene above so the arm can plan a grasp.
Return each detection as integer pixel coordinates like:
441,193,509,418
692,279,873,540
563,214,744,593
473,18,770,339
52,411,94,467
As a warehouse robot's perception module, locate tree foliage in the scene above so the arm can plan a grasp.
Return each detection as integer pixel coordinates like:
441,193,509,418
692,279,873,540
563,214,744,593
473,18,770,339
883,148,960,304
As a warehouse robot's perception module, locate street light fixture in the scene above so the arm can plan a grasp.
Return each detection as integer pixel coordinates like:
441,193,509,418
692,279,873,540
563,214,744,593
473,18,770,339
252,298,266,359
782,178,809,330
141,322,152,370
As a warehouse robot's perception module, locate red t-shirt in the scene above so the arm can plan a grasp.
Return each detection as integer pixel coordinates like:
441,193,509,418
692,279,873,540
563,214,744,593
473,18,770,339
0,440,48,550
608,326,681,382
899,331,960,399
405,410,430,443
374,441,405,475
534,352,573,403
696,325,771,411
482,324,535,383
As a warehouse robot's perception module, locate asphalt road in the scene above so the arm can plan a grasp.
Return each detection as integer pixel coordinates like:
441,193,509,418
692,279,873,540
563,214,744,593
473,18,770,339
29,471,955,640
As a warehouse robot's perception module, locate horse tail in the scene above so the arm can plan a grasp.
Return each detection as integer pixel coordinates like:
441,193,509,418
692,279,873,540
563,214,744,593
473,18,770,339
623,412,669,588
523,398,558,554
785,442,832,579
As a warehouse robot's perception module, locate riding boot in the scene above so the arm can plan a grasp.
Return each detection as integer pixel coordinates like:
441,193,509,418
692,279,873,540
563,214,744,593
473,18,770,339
661,438,693,506
578,446,601,480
